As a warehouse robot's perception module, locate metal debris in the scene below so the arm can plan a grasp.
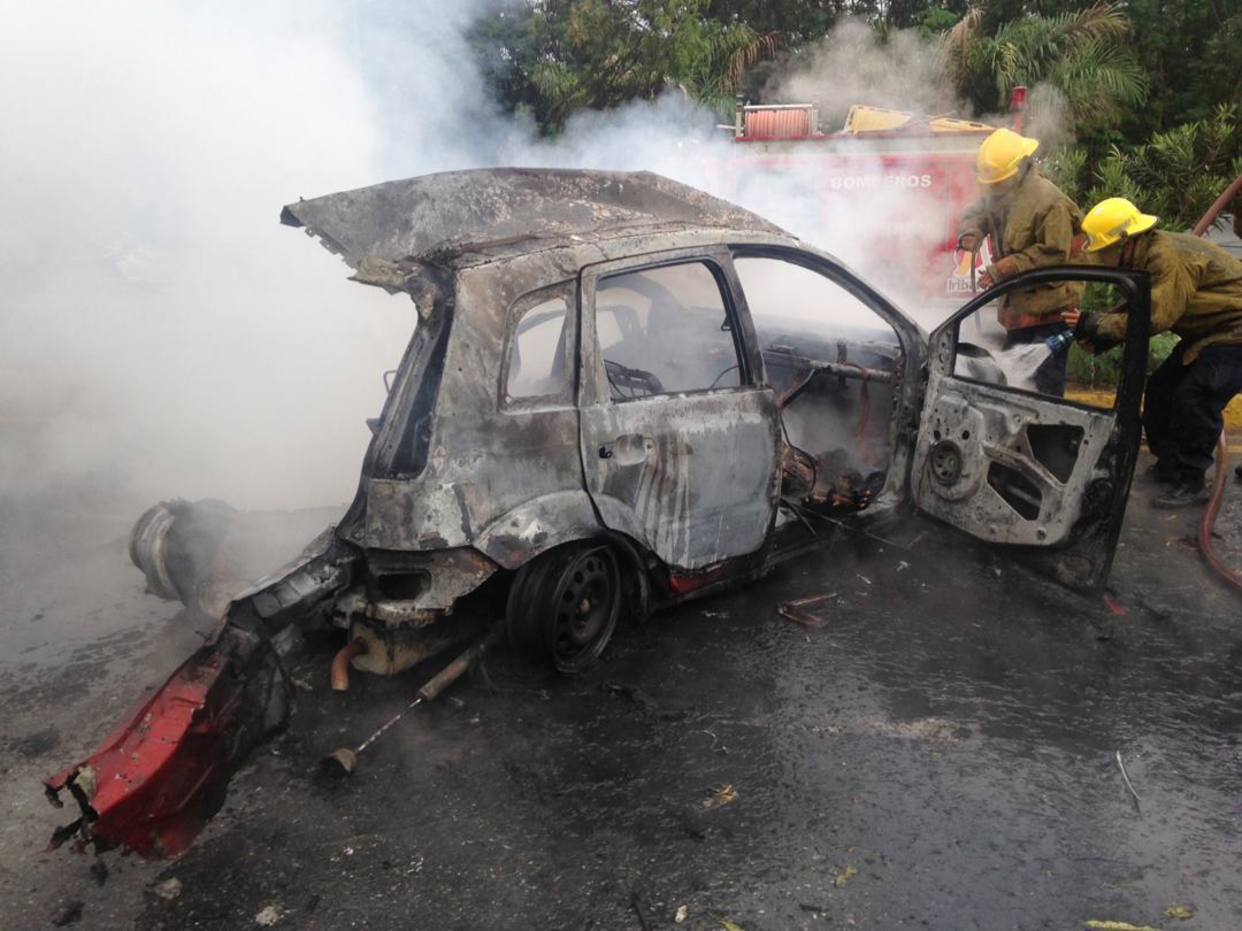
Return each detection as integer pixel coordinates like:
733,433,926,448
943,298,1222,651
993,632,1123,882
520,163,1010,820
1116,750,1142,812
321,634,494,778
778,593,835,628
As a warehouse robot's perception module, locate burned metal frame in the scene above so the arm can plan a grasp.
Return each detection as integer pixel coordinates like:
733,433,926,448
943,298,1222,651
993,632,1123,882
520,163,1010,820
726,242,929,517
914,265,1152,589
43,170,1152,860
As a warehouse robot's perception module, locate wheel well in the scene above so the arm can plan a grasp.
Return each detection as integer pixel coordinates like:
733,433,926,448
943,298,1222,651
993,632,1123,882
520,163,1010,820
506,531,652,626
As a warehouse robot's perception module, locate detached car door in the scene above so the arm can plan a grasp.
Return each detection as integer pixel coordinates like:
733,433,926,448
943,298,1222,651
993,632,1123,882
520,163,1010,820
910,266,1151,590
578,249,780,571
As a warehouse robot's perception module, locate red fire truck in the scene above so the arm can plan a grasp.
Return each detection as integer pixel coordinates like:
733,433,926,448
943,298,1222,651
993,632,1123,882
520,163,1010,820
717,90,1028,312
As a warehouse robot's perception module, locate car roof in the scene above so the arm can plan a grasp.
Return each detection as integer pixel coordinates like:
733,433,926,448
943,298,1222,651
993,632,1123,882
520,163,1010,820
280,168,788,272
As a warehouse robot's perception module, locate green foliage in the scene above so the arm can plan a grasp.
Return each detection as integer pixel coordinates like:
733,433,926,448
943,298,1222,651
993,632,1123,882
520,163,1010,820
1084,106,1240,230
1122,0,1242,140
1040,145,1087,199
917,7,964,37
1067,333,1178,389
942,3,1148,132
1067,282,1179,389
703,0,840,40
1033,104,1240,236
469,0,783,132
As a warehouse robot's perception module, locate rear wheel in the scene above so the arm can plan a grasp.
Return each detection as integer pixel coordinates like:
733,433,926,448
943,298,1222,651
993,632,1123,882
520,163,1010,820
506,542,622,674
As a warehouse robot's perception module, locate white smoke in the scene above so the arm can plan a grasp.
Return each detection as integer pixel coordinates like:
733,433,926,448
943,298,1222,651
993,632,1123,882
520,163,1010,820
0,2,1002,512
0,1,408,509
765,19,959,127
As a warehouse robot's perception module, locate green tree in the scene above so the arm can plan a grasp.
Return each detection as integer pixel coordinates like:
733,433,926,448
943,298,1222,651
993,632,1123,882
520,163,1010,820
943,3,1149,132
1043,105,1241,231
470,0,782,133
1089,106,1242,231
1121,0,1242,139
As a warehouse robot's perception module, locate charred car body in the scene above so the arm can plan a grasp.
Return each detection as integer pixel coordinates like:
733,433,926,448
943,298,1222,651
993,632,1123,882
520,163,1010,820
45,169,1151,858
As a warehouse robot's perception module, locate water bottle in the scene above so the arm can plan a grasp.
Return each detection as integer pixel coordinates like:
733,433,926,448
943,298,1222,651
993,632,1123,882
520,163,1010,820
1044,330,1075,355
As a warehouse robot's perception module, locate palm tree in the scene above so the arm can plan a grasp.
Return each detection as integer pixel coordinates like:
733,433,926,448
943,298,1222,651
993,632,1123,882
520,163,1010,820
685,27,782,116
943,3,1148,130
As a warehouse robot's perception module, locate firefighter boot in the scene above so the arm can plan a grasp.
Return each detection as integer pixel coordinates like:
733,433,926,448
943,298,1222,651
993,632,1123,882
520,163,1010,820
1152,479,1211,509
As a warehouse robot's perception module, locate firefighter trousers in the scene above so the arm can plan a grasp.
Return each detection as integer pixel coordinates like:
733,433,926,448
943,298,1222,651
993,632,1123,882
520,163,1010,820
1143,342,1242,482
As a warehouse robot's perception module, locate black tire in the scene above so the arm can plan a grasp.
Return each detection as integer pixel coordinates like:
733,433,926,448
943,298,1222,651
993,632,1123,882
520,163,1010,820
505,542,623,675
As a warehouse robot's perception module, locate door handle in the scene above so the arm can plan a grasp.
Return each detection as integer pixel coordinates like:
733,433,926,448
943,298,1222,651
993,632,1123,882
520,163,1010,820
600,434,650,465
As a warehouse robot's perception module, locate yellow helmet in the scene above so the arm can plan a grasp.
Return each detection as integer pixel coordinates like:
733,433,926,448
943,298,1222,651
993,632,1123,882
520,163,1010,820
1081,197,1158,252
976,128,1040,184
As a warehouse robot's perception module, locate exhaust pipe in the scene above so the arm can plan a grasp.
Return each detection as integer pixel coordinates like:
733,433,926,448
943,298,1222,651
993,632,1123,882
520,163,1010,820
331,637,369,692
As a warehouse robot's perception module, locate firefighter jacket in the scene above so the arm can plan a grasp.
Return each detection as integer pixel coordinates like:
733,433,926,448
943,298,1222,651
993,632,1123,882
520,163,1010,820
958,165,1084,330
1092,231,1242,364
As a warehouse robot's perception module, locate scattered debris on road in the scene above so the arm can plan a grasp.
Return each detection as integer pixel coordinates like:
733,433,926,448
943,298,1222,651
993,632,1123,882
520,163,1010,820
50,899,83,927
254,903,284,926
703,784,738,810
602,681,658,711
1116,750,1142,812
778,592,835,628
321,635,495,778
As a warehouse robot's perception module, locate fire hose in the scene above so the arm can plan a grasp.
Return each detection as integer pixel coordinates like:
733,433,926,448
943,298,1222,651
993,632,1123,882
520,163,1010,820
1202,431,1242,592
1191,173,1242,594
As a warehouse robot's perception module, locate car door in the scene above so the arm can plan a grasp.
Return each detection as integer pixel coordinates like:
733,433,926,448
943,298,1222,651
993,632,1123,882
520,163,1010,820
910,266,1152,590
577,248,780,571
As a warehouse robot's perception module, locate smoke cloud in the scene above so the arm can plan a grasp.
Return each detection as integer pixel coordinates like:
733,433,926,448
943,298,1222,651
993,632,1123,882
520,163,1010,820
1,2,1039,513
764,19,959,127
0,1,409,510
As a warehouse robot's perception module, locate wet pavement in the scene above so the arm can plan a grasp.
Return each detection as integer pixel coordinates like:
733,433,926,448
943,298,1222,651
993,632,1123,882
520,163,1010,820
2,466,1241,930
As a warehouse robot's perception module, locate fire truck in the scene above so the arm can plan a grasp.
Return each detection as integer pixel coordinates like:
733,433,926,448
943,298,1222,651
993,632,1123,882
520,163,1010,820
718,89,1029,311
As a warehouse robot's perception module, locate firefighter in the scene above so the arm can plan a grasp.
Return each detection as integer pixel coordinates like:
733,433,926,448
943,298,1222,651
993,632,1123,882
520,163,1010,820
957,128,1083,396
1067,196,1242,507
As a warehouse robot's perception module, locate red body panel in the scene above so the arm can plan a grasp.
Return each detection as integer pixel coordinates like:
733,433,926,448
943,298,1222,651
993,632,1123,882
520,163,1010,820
45,644,248,859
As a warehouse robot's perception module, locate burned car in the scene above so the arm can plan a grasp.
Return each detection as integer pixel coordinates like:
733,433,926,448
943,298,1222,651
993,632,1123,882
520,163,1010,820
45,169,1151,858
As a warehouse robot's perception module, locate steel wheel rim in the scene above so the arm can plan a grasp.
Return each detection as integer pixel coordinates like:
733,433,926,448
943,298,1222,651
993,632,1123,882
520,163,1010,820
551,547,619,666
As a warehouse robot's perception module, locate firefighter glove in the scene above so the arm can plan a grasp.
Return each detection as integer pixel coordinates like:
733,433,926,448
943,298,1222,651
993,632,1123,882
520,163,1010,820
1074,311,1121,354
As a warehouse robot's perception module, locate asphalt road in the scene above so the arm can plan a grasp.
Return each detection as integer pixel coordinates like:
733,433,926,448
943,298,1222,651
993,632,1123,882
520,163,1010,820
2,469,1241,930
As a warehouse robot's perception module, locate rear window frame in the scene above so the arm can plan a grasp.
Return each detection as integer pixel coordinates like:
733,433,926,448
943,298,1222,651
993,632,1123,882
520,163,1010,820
499,280,577,411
